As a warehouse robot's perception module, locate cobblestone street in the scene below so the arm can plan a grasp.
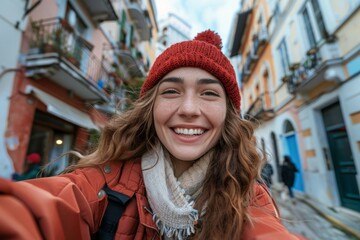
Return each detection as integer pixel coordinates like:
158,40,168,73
273,191,358,240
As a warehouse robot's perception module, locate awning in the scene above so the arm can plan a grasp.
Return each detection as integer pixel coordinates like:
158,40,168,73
229,9,252,57
25,86,99,130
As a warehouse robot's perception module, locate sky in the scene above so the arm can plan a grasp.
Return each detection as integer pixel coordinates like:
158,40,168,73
154,0,241,52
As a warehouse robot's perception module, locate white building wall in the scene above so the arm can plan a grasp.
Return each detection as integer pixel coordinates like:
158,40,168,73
297,73,360,207
339,75,360,193
254,109,304,186
0,0,28,178
320,0,360,35
298,90,341,206
257,0,360,210
294,0,360,209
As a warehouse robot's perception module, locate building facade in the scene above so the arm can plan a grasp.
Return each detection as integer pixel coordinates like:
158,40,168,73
229,0,360,213
1,0,157,178
0,0,30,178
156,13,191,56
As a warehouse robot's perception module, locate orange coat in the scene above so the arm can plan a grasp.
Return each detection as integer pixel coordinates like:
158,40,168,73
0,159,305,240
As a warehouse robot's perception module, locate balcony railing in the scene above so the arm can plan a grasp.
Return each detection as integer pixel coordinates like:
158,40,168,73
126,0,152,41
241,57,252,83
253,26,268,55
246,92,275,121
25,17,113,101
283,48,321,94
117,42,147,78
282,36,344,95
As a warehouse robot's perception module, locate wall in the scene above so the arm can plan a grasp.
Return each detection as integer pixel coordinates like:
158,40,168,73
298,90,340,206
0,0,29,178
337,9,360,55
339,74,360,192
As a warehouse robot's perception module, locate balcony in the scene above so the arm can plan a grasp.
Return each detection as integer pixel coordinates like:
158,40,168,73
253,26,269,56
284,47,344,95
95,91,123,115
246,92,275,121
24,18,112,102
82,0,118,22
125,0,152,41
117,44,146,79
241,59,252,83
249,46,259,69
240,49,258,83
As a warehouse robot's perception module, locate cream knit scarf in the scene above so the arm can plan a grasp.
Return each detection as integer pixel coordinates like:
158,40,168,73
141,145,211,239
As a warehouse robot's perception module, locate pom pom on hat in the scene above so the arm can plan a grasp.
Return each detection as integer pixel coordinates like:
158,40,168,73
193,30,223,50
140,29,241,112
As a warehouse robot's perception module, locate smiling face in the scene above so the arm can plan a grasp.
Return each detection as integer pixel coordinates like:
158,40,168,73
153,67,227,172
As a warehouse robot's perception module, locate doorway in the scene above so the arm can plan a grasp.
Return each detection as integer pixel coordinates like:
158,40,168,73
26,111,75,176
283,120,304,192
271,132,281,181
322,102,360,212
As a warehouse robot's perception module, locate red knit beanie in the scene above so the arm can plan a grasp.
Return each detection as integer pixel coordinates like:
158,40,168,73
27,153,41,164
140,30,241,111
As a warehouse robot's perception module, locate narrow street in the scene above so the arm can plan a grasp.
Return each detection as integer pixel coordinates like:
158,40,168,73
272,190,358,240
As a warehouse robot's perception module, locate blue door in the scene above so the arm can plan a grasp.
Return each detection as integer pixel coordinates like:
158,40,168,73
285,134,304,191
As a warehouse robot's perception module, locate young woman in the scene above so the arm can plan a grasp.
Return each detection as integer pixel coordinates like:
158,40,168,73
0,30,304,240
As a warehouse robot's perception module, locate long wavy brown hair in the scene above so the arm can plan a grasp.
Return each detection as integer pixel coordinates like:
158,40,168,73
66,83,263,239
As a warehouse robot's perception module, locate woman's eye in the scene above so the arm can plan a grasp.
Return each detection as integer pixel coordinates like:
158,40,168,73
161,89,179,95
202,91,220,97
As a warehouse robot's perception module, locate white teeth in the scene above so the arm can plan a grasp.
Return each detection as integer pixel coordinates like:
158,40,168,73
174,128,205,135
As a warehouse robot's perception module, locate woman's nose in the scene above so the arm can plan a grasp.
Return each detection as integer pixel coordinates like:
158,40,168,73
177,94,201,117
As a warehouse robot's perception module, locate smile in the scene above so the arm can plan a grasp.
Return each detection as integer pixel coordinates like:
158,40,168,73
173,128,205,136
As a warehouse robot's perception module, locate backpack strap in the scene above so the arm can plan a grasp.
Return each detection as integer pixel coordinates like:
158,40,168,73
94,185,131,240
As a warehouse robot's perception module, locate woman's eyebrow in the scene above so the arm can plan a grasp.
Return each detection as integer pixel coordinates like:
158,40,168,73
159,77,221,85
160,77,183,84
197,78,221,85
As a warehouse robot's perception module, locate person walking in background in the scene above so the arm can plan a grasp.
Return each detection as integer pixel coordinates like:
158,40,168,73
0,30,305,239
281,155,298,199
12,153,41,181
261,161,274,190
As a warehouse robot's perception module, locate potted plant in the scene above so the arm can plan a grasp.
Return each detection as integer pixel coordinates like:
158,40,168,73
43,27,67,54
29,21,44,54
281,74,292,83
110,63,124,87
104,83,114,94
64,49,80,68
60,19,74,33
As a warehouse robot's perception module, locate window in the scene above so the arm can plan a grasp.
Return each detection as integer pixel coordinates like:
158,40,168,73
65,4,87,35
284,120,295,133
119,10,127,44
277,39,290,76
65,4,88,65
302,7,316,48
249,95,253,105
310,0,328,39
273,3,280,24
255,83,260,98
261,138,266,154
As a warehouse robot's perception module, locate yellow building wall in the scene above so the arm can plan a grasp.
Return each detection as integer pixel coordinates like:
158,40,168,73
289,20,303,63
329,0,352,25
143,0,158,65
336,9,360,55
241,0,276,111
275,83,290,107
